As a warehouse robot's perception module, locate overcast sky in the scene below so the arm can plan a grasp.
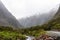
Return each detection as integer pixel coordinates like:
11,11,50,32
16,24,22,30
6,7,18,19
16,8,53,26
1,0,60,19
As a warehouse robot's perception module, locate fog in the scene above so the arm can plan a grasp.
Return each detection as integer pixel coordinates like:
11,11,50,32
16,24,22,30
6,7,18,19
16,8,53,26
1,0,60,19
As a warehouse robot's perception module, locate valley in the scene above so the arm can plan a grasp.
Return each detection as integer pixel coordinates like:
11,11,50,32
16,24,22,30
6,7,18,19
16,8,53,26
0,0,60,40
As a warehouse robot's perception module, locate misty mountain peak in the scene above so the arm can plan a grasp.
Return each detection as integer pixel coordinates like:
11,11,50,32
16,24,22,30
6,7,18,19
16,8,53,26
0,1,22,28
19,5,59,28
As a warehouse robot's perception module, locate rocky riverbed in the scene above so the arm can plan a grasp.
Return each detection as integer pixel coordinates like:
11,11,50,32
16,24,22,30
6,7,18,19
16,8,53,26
26,31,60,40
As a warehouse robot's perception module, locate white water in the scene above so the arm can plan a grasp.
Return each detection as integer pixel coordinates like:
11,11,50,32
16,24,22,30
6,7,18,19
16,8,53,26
26,36,35,40
26,37,32,40
26,31,60,40
47,31,60,36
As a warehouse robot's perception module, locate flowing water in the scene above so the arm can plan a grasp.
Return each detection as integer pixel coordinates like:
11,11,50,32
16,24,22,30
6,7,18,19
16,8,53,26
26,31,60,40
46,31,60,36
26,36,35,40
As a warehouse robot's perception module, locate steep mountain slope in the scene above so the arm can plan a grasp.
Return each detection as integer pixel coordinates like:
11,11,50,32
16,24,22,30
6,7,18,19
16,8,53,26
19,9,57,27
47,5,60,25
54,5,60,19
41,5,60,30
49,5,60,26
0,1,22,28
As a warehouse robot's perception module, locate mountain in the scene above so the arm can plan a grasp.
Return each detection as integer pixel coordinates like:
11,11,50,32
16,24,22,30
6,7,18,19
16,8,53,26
46,5,60,29
38,5,60,30
19,8,57,28
47,5,60,25
54,5,60,18
0,1,22,28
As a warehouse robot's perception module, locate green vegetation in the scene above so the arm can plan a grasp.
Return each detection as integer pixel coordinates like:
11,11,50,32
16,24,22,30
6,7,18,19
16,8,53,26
0,14,60,40
0,26,26,40
0,26,46,40
0,21,60,40
42,14,60,31
20,26,46,37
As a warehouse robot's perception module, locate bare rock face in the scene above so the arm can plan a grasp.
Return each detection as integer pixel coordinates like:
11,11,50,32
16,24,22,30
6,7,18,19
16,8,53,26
0,1,22,28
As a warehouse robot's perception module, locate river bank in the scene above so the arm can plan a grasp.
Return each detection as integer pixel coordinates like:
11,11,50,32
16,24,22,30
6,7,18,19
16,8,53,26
26,31,60,40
